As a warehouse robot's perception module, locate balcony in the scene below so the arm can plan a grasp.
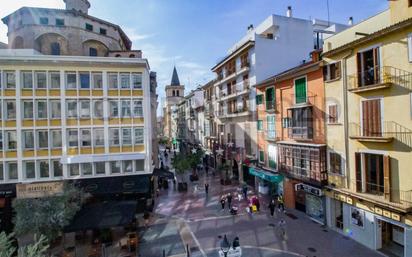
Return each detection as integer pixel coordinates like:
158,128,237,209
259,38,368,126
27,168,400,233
348,66,412,93
217,105,251,119
349,121,398,143
288,127,313,140
290,93,316,106
214,66,250,87
218,81,250,101
265,100,279,113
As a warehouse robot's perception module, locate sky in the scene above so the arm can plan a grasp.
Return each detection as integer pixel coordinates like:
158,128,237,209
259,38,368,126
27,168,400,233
0,0,388,115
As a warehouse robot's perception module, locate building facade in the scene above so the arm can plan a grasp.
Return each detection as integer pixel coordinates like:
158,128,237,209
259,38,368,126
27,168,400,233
323,0,412,256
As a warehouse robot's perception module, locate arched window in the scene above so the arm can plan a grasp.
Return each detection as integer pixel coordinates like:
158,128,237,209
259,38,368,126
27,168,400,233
50,42,60,55
176,90,180,96
172,90,175,96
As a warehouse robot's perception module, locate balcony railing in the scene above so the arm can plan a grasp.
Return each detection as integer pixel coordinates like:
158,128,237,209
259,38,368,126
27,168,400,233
348,66,412,92
288,126,313,140
290,93,316,106
265,100,277,112
219,81,250,100
349,121,396,142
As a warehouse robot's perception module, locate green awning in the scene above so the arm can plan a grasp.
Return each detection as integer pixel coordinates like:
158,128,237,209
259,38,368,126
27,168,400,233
249,167,283,183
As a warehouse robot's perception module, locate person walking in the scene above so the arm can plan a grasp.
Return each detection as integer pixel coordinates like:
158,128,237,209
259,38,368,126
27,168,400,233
242,184,248,200
220,196,226,210
277,219,287,240
227,193,233,209
205,183,209,195
277,194,285,213
268,199,276,217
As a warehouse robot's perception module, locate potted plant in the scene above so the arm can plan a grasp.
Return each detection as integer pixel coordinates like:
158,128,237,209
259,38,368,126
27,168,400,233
172,154,190,192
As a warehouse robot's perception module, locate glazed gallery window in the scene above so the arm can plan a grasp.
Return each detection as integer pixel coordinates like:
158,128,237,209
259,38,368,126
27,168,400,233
50,100,61,119
36,100,48,119
133,100,143,117
81,129,92,147
67,129,78,147
109,101,119,117
108,73,118,89
81,163,92,176
95,162,106,175
120,73,130,89
37,130,48,149
79,72,90,89
92,73,103,89
121,100,131,117
122,128,132,145
329,152,343,175
66,73,77,89
51,130,62,148
7,162,18,180
23,130,34,149
5,101,16,120
22,71,33,89
69,164,79,176
66,101,78,118
35,72,47,89
5,72,16,89
6,131,17,150
80,100,91,118
38,160,49,178
93,100,104,118
132,73,142,89
93,128,104,146
24,161,35,179
50,72,60,89
110,161,121,174
23,101,34,119
52,160,63,177
109,128,120,145
134,127,144,144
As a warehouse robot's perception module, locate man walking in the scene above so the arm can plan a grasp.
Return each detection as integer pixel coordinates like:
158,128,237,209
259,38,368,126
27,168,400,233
242,184,248,200
227,193,233,209
220,196,226,210
268,199,276,217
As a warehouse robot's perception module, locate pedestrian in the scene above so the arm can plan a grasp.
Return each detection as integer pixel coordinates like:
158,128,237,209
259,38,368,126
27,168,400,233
205,183,209,195
227,193,233,209
242,184,248,199
277,194,285,213
268,199,276,217
220,196,226,210
255,197,260,212
143,211,150,229
277,219,287,240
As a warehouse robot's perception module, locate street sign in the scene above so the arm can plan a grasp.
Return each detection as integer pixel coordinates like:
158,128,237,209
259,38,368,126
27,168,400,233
218,247,242,257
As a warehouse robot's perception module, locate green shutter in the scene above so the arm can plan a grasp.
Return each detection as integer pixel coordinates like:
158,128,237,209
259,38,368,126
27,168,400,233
259,151,265,162
295,77,307,104
266,87,275,109
256,95,263,105
257,120,263,131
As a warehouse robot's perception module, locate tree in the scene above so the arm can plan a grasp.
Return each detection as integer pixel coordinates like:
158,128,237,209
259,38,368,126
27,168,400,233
188,149,205,176
172,153,191,183
0,232,49,257
13,182,87,242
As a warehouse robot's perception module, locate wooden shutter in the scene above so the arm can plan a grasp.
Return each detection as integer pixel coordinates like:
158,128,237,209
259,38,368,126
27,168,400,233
355,152,362,192
362,99,381,137
335,61,341,79
383,155,391,201
329,105,337,123
356,52,362,87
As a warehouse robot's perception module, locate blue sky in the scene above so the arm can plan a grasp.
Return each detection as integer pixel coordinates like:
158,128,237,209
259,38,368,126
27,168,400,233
0,0,388,115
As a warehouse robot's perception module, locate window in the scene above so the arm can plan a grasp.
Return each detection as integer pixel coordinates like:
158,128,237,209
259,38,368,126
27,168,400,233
81,163,92,176
268,145,277,169
282,117,290,128
35,72,47,89
100,28,107,35
109,101,119,117
288,106,313,139
133,100,143,117
355,153,388,196
132,73,142,89
50,100,61,119
80,100,91,118
121,100,131,117
6,131,17,150
0,164,3,181
51,130,62,148
294,77,307,104
66,73,77,89
122,128,132,145
323,62,341,81
7,162,18,180
22,71,33,89
69,164,79,176
108,73,118,89
24,161,35,179
328,104,338,124
329,152,343,175
79,72,90,89
256,95,263,105
123,160,133,173
66,101,78,118
67,129,78,147
95,162,106,175
39,17,48,25
110,161,121,174
92,73,103,89
94,128,104,146
36,100,48,119
109,128,120,145
81,129,92,147
120,73,130,89
410,0,412,7
266,87,275,110
267,115,276,139
5,72,16,89
134,127,144,144
52,160,62,177
50,42,60,55
257,120,263,131
135,160,144,171
93,100,103,118
23,101,34,119
5,101,16,119
50,72,60,89
85,23,93,31
55,18,64,26
89,48,97,57
408,34,412,63
0,133,3,151
37,130,48,149
23,130,34,149
38,160,49,178
356,47,380,87
259,150,265,163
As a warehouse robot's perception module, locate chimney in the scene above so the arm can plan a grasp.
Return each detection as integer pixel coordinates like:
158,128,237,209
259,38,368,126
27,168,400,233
348,17,354,26
247,24,254,32
286,6,292,18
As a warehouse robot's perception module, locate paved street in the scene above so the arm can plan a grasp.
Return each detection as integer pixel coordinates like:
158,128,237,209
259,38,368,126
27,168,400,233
138,150,383,257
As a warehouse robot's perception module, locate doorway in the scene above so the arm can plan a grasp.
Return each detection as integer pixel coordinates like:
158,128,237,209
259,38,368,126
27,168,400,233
378,220,405,257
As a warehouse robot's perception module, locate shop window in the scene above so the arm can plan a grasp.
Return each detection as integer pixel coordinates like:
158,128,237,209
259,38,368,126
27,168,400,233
79,72,90,89
51,130,62,148
95,162,106,175
23,130,34,149
35,72,47,89
38,160,49,178
23,101,34,119
37,130,48,149
22,71,33,89
50,72,60,89
323,62,341,81
36,100,48,119
52,160,63,177
24,161,35,179
329,152,343,175
93,129,104,146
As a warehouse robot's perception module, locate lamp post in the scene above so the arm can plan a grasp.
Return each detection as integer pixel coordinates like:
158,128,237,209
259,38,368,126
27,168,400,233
220,234,230,257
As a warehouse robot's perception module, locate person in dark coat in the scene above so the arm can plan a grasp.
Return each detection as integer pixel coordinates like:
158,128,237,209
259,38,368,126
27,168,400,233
205,183,209,195
242,184,248,199
220,196,226,210
268,199,276,217
227,193,233,209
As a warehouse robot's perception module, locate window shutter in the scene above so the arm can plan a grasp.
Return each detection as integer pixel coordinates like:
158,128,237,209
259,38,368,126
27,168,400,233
335,62,341,79
355,152,362,192
383,155,391,201
328,105,337,123
294,78,307,104
323,65,329,81
356,52,362,87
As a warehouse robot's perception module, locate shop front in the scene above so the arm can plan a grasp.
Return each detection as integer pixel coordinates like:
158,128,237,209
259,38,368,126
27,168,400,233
0,183,16,233
248,167,283,198
294,183,325,224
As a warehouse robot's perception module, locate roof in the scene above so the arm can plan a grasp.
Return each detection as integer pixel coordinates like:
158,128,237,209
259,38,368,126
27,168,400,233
323,17,412,57
170,66,181,86
211,40,255,71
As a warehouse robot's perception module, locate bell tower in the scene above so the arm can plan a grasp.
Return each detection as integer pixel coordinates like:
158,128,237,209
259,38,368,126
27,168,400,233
64,0,91,14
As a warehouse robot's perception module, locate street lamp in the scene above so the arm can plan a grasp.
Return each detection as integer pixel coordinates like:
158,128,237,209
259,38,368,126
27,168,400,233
220,234,230,257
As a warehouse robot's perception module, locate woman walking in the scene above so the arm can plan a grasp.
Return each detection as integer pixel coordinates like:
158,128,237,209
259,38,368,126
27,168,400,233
268,199,276,217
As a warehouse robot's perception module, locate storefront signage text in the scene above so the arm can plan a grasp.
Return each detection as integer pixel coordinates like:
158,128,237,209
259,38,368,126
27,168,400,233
16,182,64,199
295,183,322,196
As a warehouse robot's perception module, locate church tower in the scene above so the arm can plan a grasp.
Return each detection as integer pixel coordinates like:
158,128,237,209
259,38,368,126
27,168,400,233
164,66,185,140
165,66,185,100
64,0,90,14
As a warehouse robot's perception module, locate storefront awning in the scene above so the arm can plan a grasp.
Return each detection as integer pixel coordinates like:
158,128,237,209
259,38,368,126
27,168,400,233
249,167,283,183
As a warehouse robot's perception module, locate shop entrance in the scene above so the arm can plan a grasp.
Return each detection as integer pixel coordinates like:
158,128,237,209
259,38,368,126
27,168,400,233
333,200,344,230
378,220,405,257
295,190,306,212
